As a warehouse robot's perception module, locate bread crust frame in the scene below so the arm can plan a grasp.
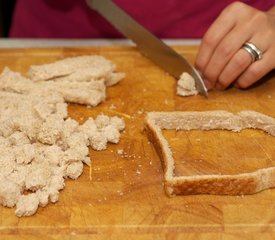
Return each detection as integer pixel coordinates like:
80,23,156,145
144,111,275,196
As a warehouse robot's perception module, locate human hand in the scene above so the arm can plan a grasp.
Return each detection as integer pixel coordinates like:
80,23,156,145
195,2,275,90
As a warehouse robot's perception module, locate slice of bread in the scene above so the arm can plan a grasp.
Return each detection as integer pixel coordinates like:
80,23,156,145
145,111,275,196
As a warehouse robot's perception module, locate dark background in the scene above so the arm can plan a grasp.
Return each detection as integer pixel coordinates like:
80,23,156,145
0,0,16,37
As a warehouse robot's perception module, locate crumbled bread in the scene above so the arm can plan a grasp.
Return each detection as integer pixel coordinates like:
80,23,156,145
78,118,97,138
0,55,126,217
25,162,52,191
8,131,30,146
0,107,125,217
110,116,125,131
37,116,64,145
66,161,84,180
36,189,49,207
101,125,120,144
95,114,110,129
61,118,79,145
89,131,108,151
43,145,63,166
0,100,124,216
14,144,35,164
0,67,34,93
82,157,91,166
0,178,21,207
177,72,198,97
15,193,40,217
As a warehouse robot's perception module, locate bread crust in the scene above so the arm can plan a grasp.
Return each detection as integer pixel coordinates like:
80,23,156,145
144,111,275,196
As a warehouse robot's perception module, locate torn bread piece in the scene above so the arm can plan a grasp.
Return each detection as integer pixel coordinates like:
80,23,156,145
145,111,275,196
28,55,114,81
42,80,106,106
177,72,198,97
51,67,125,87
28,55,125,86
0,55,125,106
0,68,106,107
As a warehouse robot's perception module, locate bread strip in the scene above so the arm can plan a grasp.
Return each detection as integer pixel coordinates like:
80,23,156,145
28,55,114,81
0,68,106,106
42,80,106,107
28,55,125,86
145,111,275,196
51,67,125,87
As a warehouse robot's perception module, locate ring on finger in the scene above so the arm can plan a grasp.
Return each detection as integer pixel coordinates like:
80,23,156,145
241,42,263,62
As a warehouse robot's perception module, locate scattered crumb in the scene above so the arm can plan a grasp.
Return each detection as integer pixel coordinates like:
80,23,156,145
117,190,124,196
137,109,144,115
117,149,124,155
109,103,117,110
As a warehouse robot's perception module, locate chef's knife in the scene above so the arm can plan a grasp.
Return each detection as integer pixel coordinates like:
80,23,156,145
86,0,208,97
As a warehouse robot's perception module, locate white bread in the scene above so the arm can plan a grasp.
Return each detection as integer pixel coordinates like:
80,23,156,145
0,55,125,107
28,55,114,81
28,55,125,86
0,67,106,107
177,72,198,96
0,56,126,217
145,111,275,196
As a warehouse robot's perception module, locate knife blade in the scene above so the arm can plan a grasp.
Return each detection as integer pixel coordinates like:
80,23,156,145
86,0,208,97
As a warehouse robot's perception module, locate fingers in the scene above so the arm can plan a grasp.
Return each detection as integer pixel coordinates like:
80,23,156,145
216,48,252,90
216,36,270,90
195,2,251,71
234,47,275,88
195,2,238,72
201,25,253,89
195,2,275,90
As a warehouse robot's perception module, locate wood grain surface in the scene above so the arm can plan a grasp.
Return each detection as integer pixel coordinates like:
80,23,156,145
0,46,275,239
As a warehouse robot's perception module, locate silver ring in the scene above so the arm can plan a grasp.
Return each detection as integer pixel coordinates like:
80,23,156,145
242,42,263,62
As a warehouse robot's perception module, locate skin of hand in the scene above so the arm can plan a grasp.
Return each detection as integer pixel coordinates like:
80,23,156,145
195,2,275,90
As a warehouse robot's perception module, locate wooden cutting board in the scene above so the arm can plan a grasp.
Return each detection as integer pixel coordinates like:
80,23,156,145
0,46,275,239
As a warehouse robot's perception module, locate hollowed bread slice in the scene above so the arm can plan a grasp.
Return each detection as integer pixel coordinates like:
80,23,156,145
145,111,275,196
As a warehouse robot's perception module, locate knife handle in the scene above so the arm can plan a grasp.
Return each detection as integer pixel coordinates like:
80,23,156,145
86,0,96,9
87,0,113,10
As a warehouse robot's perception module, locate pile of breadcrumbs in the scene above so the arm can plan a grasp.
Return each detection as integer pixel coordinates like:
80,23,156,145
0,55,125,217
